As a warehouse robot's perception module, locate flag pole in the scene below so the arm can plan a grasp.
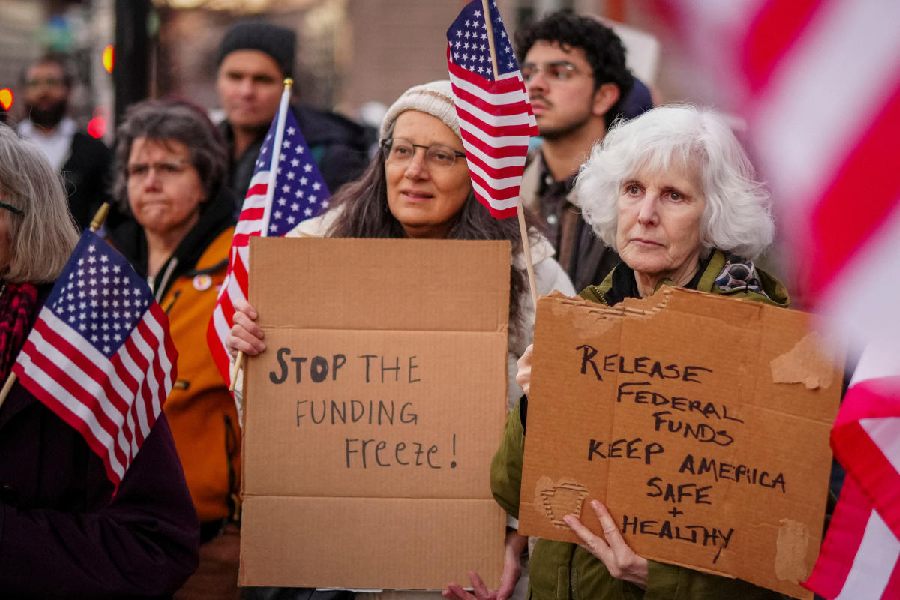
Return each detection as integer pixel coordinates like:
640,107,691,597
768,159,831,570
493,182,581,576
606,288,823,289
229,78,293,393
0,203,112,408
480,0,538,307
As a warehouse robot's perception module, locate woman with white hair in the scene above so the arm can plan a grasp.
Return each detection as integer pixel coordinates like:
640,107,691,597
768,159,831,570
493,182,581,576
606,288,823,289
0,123,199,595
488,105,789,599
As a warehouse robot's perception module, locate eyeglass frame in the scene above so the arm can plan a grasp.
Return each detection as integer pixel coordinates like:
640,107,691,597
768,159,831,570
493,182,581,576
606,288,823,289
0,200,24,217
25,77,67,90
520,60,585,84
125,159,194,181
380,138,467,168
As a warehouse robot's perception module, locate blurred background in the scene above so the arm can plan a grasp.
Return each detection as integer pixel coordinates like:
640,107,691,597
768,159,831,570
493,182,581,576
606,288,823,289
0,0,704,141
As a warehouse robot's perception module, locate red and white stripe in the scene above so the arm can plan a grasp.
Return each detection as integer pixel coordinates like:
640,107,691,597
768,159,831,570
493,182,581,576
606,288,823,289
14,305,176,486
805,344,900,599
207,170,268,388
664,1,900,596
447,49,538,219
208,87,291,391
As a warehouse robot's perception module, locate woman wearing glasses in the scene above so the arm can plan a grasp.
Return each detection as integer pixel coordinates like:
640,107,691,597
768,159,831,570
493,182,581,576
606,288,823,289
0,123,198,595
228,80,574,600
108,99,242,597
230,80,574,411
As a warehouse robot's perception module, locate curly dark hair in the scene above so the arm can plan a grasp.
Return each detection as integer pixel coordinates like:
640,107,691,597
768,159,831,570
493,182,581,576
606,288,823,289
515,9,633,125
327,145,534,340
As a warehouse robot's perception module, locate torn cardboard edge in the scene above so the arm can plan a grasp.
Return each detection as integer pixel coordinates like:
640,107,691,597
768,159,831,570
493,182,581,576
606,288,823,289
520,287,839,599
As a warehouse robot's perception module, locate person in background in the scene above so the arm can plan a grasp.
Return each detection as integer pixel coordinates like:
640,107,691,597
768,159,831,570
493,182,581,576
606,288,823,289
515,10,639,292
227,80,576,600
107,99,241,599
487,105,790,600
16,53,113,231
0,122,198,596
216,21,370,209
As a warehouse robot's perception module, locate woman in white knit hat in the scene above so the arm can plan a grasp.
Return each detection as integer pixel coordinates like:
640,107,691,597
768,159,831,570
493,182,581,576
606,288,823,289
229,80,573,600
231,80,573,407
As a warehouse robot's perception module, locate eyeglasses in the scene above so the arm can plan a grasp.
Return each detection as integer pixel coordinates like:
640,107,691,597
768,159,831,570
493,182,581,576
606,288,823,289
0,200,24,217
381,138,466,168
520,61,582,83
25,78,66,89
126,160,192,181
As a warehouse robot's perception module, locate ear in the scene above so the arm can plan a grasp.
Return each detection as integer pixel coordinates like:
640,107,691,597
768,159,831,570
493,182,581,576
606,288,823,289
591,83,621,119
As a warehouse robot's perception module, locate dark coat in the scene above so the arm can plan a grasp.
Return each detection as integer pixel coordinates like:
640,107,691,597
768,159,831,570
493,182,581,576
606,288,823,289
0,287,200,598
222,104,371,212
62,132,114,231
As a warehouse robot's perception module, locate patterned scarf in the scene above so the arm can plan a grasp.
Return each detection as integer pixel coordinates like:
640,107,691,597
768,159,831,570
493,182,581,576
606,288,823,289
0,281,39,385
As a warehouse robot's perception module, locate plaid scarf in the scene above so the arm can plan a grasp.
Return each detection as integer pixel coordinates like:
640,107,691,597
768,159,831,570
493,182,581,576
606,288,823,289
0,281,39,385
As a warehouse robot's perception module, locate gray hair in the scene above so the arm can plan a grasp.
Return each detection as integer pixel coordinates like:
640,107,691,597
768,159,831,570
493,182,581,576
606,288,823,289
575,105,774,259
113,99,227,212
0,124,79,283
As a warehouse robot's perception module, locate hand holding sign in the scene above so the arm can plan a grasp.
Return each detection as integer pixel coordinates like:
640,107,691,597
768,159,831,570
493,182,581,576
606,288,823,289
564,500,649,589
227,299,265,356
515,344,533,395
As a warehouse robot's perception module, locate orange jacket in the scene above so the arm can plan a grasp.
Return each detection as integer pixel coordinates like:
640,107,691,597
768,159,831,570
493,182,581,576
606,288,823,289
160,226,240,522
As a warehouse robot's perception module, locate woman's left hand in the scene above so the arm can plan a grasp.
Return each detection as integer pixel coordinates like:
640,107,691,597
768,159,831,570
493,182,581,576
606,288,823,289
564,500,649,589
442,531,527,600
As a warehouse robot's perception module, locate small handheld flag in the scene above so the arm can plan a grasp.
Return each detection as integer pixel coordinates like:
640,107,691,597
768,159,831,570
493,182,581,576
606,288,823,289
12,231,178,486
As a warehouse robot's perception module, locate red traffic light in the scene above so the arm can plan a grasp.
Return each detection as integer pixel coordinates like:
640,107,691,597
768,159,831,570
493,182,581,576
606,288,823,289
0,88,13,111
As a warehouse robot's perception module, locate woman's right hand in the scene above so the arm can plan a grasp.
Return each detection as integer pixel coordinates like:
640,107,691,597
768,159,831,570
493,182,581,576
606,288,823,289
515,344,533,395
226,299,266,356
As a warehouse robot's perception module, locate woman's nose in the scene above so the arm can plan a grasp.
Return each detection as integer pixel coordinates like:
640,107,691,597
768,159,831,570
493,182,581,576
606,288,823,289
403,149,429,179
636,193,659,225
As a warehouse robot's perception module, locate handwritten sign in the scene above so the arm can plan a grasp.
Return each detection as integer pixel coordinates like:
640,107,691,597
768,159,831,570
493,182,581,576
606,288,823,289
240,238,510,590
518,290,841,599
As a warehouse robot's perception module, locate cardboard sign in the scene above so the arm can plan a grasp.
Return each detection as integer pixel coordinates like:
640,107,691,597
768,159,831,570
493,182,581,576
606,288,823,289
240,238,509,590
518,289,842,599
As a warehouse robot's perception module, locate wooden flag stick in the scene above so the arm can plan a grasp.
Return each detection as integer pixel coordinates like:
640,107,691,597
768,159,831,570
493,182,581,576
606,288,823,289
0,202,112,408
0,374,15,409
229,352,244,393
481,0,538,306
90,203,110,233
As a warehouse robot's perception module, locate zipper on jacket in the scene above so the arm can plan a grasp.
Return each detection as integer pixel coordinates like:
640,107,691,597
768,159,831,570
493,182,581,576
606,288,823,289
152,257,179,303
163,290,182,314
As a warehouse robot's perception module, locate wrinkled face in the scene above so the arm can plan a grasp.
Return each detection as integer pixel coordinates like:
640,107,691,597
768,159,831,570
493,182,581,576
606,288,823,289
216,50,283,131
385,111,471,239
127,138,205,238
24,62,69,128
615,162,706,282
522,41,605,139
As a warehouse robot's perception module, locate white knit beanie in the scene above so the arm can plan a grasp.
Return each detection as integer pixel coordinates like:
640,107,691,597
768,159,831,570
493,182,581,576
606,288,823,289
379,80,461,140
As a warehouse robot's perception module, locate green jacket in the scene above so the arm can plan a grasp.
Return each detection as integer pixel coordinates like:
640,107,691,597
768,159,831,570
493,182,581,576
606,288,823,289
491,251,791,600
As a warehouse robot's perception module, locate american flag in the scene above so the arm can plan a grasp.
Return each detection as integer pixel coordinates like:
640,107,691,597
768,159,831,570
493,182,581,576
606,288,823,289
207,86,330,390
12,231,177,487
661,1,900,597
446,0,538,219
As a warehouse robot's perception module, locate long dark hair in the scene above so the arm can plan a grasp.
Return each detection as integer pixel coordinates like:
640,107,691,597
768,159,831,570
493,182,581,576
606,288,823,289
327,147,533,339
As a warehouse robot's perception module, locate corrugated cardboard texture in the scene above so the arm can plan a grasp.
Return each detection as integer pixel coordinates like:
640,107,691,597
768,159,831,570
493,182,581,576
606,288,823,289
519,289,842,599
241,238,509,590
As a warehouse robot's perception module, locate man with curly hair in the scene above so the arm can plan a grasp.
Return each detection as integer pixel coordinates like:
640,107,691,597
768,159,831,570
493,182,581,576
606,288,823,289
516,10,637,292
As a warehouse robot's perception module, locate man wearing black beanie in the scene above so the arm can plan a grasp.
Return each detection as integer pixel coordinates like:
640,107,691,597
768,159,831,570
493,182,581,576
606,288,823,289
216,21,370,211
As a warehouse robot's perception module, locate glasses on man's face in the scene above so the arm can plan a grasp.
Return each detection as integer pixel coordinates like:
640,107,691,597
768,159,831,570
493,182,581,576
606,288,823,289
381,138,466,168
25,78,66,90
520,61,581,84
126,160,192,181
